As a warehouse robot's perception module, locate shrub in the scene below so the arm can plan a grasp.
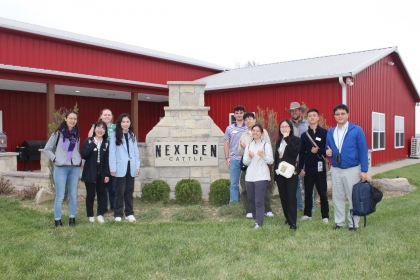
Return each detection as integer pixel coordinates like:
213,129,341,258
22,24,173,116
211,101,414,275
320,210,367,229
172,205,204,222
175,179,202,205
141,180,171,203
0,177,14,195
208,179,230,206
20,184,41,199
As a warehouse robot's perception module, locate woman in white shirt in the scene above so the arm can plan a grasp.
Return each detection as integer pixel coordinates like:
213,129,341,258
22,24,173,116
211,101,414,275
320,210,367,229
243,123,274,229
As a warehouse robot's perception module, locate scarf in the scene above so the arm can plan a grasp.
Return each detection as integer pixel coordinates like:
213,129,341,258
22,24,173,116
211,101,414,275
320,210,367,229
60,127,78,159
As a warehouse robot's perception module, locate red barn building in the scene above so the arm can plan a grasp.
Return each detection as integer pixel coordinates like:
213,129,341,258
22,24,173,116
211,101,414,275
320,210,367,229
1,17,419,168
199,47,420,165
0,17,226,169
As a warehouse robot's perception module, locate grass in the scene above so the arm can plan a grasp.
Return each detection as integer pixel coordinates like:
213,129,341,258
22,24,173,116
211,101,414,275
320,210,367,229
1,164,420,279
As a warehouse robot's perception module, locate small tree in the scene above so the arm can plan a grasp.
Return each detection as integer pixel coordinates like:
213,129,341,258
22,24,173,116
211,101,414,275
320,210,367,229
47,104,79,193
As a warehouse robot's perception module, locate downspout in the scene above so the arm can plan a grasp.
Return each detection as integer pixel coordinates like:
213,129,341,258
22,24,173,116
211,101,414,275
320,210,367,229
338,76,346,105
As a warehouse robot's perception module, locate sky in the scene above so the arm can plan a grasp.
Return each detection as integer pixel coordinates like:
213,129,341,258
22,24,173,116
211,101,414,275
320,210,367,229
1,0,419,133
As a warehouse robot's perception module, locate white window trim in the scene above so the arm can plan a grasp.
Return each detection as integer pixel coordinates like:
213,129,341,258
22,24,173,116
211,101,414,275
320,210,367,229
372,112,385,151
394,116,404,149
229,112,255,125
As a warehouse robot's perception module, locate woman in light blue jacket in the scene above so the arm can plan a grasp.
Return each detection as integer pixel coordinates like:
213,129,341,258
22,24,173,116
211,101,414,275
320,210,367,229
109,113,140,222
243,123,274,229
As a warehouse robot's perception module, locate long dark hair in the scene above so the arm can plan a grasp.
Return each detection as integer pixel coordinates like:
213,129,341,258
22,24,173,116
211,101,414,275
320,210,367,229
92,120,108,140
55,110,80,139
276,118,294,146
115,113,135,146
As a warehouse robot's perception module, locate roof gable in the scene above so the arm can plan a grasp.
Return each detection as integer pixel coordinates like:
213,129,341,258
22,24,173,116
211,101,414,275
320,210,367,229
0,17,228,71
198,47,408,91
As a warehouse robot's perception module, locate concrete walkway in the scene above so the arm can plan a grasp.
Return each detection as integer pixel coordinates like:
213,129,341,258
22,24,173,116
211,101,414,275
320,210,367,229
369,158,419,176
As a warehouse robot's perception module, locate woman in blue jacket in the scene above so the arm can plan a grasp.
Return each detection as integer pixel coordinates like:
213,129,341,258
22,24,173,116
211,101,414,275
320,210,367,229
81,120,110,223
109,113,141,222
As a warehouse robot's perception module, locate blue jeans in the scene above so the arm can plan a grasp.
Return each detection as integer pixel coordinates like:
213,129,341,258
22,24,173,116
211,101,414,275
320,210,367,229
53,165,79,220
296,175,315,212
229,159,241,203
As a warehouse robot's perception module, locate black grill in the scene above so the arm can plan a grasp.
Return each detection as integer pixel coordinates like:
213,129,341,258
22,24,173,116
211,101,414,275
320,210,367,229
16,140,47,171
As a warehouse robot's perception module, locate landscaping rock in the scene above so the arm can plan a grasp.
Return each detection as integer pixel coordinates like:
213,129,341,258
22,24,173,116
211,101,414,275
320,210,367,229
35,187,55,204
372,178,413,192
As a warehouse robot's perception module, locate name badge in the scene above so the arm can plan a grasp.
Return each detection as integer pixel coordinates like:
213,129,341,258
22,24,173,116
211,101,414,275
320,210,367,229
315,137,321,141
318,161,323,172
232,130,238,134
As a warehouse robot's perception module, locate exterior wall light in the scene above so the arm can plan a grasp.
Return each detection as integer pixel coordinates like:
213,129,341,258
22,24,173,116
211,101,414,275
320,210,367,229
0,131,7,152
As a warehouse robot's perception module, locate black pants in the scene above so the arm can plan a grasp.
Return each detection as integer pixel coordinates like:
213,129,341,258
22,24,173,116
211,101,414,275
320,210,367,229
85,171,105,217
114,162,135,218
304,168,329,219
276,174,298,226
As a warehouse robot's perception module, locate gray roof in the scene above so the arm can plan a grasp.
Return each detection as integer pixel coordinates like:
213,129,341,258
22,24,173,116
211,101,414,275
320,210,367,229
198,47,399,91
0,17,228,71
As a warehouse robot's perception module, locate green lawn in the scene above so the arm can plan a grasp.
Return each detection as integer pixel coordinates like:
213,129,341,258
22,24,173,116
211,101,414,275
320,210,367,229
1,164,420,279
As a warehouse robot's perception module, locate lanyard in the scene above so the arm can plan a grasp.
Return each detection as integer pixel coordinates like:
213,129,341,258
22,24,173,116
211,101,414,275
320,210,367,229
336,126,348,153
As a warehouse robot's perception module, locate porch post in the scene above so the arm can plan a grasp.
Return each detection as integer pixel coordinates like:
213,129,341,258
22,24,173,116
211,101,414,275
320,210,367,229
131,92,139,137
46,84,55,136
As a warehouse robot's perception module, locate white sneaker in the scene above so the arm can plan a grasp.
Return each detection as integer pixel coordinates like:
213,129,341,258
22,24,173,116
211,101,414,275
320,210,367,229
246,213,253,219
89,217,95,223
97,215,105,223
254,224,260,229
300,215,312,221
265,211,274,217
125,215,136,222
114,217,122,222
322,218,329,224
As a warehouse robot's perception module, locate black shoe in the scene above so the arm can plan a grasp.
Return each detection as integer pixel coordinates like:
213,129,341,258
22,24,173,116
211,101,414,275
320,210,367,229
349,227,358,231
69,218,76,227
289,224,297,231
54,219,63,227
334,225,342,230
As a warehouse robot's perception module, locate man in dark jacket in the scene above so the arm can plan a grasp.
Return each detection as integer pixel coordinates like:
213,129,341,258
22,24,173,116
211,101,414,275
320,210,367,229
326,104,368,231
299,108,329,224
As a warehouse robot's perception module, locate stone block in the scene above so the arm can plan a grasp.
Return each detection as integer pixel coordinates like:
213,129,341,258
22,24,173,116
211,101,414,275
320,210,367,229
179,111,191,120
196,119,211,129
201,183,210,199
35,188,55,204
190,167,202,178
202,167,219,177
180,85,194,94
168,85,180,107
184,120,196,128
191,129,210,138
158,167,190,178
140,167,159,180
180,92,198,106
158,117,177,127
373,178,413,192
170,129,192,138
147,127,169,138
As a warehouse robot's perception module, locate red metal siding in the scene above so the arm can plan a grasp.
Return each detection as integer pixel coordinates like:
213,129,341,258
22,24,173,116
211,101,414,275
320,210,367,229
0,90,166,170
205,79,342,136
0,28,220,84
347,56,416,165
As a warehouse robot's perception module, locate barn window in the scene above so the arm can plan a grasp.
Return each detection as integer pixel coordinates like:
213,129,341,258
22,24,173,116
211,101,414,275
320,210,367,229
394,116,404,148
372,112,385,150
229,112,255,125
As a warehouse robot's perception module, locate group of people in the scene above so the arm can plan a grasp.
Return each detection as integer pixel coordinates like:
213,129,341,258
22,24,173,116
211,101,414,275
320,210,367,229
225,103,368,231
44,109,140,227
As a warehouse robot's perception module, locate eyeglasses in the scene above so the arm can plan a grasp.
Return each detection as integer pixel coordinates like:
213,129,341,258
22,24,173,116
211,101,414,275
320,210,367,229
334,112,347,116
280,126,290,129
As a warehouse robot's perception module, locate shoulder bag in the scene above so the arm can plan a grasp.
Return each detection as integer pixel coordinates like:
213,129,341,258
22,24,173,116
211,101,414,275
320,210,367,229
305,131,330,172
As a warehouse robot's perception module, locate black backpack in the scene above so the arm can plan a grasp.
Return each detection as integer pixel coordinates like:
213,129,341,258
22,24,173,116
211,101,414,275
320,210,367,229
350,180,383,227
